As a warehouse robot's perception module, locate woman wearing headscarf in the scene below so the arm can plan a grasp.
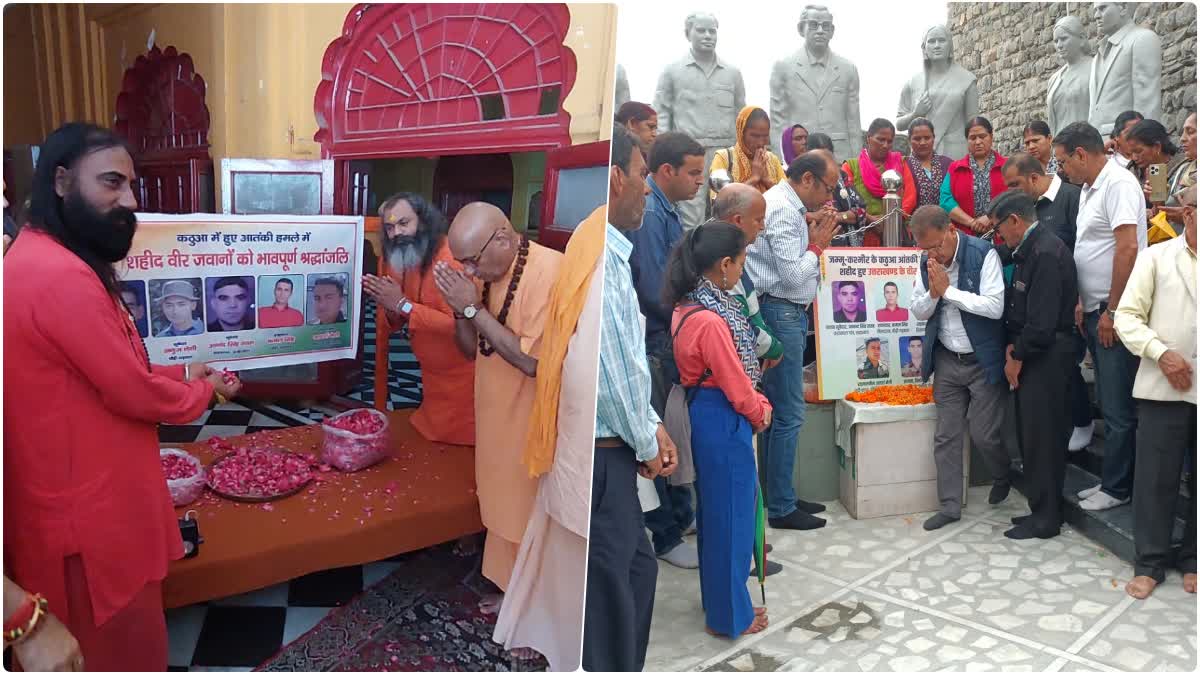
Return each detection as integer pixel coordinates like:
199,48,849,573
807,133,869,246
940,116,1007,237
905,117,953,212
842,118,918,246
614,101,658,148
665,221,772,639
780,124,808,167
709,106,785,197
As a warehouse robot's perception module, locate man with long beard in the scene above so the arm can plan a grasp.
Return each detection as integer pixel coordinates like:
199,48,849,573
432,203,562,623
363,193,474,446
3,123,240,671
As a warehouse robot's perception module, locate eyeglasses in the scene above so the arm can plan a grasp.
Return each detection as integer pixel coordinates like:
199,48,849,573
918,229,956,253
814,176,838,196
459,229,500,267
804,21,834,31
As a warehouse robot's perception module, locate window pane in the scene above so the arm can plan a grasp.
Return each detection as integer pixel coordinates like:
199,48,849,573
551,166,607,230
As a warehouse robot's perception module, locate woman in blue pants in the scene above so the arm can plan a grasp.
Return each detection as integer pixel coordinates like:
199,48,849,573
665,221,773,637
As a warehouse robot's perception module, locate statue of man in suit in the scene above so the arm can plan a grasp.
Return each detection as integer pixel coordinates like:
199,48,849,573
1088,1,1162,136
769,5,862,159
615,64,630,109
654,12,746,229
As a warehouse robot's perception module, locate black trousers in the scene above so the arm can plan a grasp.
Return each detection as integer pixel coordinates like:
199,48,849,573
583,443,657,672
1014,338,1074,535
1133,399,1198,582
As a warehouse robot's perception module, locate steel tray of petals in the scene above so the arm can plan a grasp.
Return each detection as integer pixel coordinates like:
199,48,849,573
206,448,314,502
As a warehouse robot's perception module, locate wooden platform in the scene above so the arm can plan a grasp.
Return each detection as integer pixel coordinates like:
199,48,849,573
163,409,481,608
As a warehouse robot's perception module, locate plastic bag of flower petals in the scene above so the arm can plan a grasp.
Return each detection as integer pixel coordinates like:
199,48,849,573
320,409,390,472
161,448,206,506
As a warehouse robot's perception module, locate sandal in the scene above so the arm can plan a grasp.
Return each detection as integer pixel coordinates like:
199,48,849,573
705,610,768,637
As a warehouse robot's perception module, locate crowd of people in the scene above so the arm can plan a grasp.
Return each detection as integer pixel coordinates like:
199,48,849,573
598,70,1195,667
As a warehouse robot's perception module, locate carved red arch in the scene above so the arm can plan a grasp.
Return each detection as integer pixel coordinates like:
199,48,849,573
113,45,211,160
314,3,578,158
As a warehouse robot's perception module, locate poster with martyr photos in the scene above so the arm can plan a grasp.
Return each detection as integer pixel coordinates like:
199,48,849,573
117,213,364,371
815,247,928,400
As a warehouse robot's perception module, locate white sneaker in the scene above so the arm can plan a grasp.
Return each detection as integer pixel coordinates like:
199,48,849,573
1077,484,1103,500
1068,422,1095,451
1080,491,1130,511
658,542,700,569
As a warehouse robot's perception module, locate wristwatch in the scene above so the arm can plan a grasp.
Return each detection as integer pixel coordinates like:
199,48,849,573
463,304,479,320
1105,308,1117,320
395,299,413,315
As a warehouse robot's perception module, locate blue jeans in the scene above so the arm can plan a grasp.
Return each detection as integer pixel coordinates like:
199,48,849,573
1084,310,1140,500
758,299,808,519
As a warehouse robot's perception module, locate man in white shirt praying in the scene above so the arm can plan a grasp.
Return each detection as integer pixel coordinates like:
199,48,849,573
909,205,1016,531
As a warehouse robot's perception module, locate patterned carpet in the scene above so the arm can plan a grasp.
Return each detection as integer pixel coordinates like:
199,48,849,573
256,544,546,672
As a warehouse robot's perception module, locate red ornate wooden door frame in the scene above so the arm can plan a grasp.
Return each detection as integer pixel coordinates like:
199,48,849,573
114,45,214,213
314,3,578,213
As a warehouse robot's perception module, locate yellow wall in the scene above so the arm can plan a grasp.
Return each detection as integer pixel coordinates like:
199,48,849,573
369,158,438,211
510,152,547,232
3,4,108,146
7,3,615,206
99,4,226,156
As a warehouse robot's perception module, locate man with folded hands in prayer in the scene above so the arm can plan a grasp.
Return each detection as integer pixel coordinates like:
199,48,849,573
432,203,562,651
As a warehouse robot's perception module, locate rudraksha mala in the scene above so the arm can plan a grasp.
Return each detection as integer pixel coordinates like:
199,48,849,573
478,236,530,356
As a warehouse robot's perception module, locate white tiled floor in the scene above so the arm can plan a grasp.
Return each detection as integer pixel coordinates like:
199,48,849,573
644,486,1198,672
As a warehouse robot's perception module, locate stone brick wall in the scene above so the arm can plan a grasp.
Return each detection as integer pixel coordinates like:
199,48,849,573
948,2,1196,154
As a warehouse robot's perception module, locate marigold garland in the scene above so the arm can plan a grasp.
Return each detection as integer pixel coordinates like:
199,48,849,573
845,384,934,406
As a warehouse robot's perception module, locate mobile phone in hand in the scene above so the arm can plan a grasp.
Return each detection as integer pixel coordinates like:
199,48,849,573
1148,163,1169,203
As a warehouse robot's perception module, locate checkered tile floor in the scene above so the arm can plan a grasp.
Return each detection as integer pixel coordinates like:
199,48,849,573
165,560,411,671
159,299,431,670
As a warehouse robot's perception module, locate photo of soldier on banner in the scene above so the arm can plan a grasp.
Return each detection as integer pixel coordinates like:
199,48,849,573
814,247,928,399
119,213,364,369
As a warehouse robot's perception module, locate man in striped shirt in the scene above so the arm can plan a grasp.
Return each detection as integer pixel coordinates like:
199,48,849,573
584,126,677,672
744,152,841,530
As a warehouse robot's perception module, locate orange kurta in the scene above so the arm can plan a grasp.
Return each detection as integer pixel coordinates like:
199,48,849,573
476,240,563,590
3,230,213,665
387,239,475,446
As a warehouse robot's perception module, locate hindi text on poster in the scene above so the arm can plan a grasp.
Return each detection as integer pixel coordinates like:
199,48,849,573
118,214,364,371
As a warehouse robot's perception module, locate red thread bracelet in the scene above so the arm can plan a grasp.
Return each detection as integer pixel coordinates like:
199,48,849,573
3,593,46,643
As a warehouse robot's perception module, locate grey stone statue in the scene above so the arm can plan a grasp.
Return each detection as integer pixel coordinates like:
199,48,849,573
769,5,862,159
1046,15,1093,135
653,12,745,229
1088,1,1162,136
615,64,630,109
896,25,978,161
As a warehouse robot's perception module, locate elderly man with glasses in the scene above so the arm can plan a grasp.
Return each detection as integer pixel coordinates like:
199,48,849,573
432,202,563,625
908,204,1014,533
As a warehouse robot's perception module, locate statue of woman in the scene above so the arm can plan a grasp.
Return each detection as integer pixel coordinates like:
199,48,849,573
896,25,978,161
1046,15,1093,136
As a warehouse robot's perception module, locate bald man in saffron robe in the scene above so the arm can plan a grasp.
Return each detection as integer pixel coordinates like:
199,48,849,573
434,202,563,613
